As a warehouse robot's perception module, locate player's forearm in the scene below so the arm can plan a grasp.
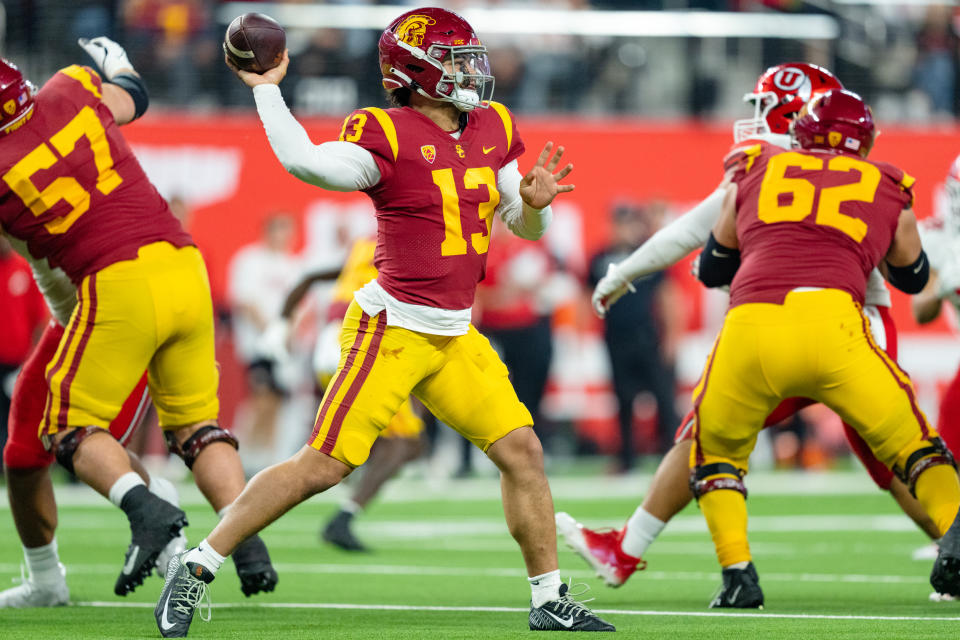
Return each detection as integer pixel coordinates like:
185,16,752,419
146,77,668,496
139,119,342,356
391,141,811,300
253,85,378,191
912,272,943,324
280,270,341,319
616,187,724,282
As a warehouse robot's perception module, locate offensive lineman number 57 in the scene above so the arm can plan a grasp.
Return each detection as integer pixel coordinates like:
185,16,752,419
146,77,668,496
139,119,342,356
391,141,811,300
2,105,123,234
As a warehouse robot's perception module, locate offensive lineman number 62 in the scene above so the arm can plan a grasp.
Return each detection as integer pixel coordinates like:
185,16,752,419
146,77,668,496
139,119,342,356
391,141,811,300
757,152,882,243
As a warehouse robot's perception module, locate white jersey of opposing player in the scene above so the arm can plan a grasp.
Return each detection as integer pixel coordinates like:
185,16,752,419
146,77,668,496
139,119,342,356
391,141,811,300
611,132,891,307
919,220,960,314
4,235,76,326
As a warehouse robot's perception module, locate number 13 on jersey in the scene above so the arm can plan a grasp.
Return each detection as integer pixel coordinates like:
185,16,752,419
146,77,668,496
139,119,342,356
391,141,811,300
432,167,500,256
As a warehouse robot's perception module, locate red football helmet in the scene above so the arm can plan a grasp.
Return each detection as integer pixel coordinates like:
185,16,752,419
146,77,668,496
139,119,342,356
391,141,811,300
378,7,494,112
733,62,843,144
0,58,35,135
792,89,876,158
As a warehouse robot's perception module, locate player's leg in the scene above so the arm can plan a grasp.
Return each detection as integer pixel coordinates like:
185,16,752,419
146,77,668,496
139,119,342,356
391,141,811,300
40,265,190,597
156,304,419,636
416,326,613,631
691,302,801,608
808,295,960,594
0,322,69,608
936,363,960,457
145,243,277,597
322,398,425,551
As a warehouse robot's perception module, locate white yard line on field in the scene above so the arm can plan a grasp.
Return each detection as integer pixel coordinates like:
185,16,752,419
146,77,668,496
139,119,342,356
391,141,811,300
1,562,931,585
73,600,960,622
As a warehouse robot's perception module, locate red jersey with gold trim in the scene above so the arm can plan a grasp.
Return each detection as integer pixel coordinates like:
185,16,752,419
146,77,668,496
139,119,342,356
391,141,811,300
0,66,192,282
336,101,525,310
729,142,914,307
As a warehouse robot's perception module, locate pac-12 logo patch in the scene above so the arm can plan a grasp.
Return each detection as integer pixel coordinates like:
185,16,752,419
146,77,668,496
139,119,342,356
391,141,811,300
421,145,436,163
828,131,843,147
3,99,14,115
395,14,436,47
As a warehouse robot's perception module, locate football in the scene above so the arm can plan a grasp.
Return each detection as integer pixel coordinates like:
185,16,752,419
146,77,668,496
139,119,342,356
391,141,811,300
223,13,286,74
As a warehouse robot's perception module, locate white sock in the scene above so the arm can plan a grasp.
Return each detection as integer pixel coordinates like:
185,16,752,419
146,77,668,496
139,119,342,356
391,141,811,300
108,472,146,508
148,476,180,507
726,560,750,570
340,499,362,515
529,569,562,607
620,507,666,559
183,538,225,575
24,540,64,584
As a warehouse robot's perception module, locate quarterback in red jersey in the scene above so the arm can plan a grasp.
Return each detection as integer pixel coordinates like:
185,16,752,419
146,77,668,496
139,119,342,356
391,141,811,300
558,63,937,591
691,89,960,607
155,7,613,636
0,38,276,599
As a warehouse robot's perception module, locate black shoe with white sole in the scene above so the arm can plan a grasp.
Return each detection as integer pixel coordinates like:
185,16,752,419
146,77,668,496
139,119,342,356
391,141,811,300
115,489,188,596
709,561,764,609
232,534,278,597
529,582,616,631
931,510,960,597
154,551,214,638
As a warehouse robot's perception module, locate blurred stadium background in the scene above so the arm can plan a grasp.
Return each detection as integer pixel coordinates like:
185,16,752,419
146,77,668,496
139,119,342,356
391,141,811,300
3,1,960,485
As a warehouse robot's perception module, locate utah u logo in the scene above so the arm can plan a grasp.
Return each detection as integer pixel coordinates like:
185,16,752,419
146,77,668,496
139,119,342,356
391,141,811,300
421,145,436,163
773,68,806,92
395,15,436,47
455,144,466,158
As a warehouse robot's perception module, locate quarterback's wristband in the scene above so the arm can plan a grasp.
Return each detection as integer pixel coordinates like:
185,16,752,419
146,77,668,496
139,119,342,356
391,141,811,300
110,73,149,120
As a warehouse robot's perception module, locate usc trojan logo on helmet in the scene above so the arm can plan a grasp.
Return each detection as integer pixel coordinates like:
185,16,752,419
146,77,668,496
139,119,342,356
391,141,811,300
395,15,436,48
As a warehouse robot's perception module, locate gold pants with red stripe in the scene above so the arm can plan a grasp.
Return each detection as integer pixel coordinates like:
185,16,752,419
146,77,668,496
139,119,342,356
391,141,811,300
692,289,936,474
308,301,532,467
41,242,219,440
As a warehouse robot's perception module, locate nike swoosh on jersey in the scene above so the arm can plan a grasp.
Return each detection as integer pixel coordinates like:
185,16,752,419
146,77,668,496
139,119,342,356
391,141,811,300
544,609,575,628
914,257,925,274
711,249,728,258
122,545,140,575
160,593,177,631
482,146,496,154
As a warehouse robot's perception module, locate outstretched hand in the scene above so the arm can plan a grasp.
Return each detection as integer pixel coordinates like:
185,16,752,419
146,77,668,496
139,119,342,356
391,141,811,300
225,49,290,88
520,142,574,210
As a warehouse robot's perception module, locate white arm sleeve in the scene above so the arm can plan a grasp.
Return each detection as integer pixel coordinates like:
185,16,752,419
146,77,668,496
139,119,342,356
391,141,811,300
617,187,726,281
252,84,380,191
496,160,552,240
5,235,76,326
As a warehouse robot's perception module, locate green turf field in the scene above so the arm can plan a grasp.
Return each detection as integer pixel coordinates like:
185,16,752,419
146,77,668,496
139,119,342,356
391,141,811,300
1,470,958,638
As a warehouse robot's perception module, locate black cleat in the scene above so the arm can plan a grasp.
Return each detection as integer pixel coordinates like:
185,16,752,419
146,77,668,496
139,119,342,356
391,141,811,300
931,510,960,597
232,534,278,597
321,510,368,552
529,582,616,631
709,562,764,609
114,490,188,596
154,551,214,638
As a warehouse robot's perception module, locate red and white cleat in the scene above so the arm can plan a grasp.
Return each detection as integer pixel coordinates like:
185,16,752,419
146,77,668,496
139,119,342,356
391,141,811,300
555,512,646,587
